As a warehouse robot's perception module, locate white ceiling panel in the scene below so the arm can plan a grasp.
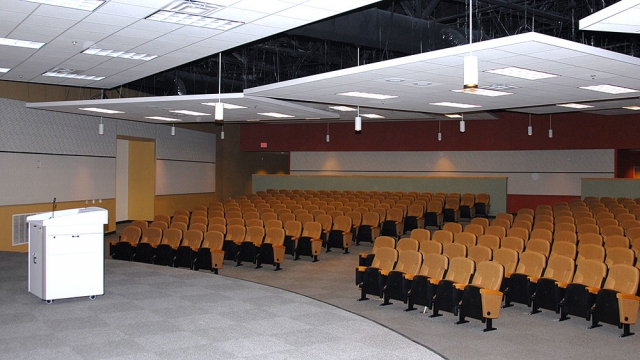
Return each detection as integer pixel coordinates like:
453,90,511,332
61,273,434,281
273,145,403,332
210,7,270,22
32,5,89,20
580,0,640,34
233,0,295,13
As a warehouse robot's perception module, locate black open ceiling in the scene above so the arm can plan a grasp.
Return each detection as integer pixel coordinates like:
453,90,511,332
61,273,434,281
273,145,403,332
121,0,636,97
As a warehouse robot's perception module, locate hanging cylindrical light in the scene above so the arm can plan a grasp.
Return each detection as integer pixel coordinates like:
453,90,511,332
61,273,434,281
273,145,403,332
355,106,362,132
459,114,466,133
215,53,224,121
98,117,104,135
326,123,330,142
463,55,478,89
528,114,533,136
548,114,553,138
438,120,442,141
220,125,225,140
171,124,176,136
215,102,224,121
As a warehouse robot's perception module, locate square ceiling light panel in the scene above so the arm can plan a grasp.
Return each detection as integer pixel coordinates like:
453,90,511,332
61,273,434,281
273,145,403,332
580,0,640,34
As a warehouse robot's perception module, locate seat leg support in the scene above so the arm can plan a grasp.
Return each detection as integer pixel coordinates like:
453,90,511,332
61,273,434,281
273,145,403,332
620,324,635,338
483,318,497,332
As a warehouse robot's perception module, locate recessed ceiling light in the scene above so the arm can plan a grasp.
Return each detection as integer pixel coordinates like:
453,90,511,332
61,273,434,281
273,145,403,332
82,48,158,61
452,88,512,97
43,68,104,80
385,78,405,82
170,110,210,116
430,102,482,109
445,114,462,118
23,0,105,11
79,107,124,114
258,112,295,118
360,114,385,119
579,84,638,94
145,116,182,121
486,67,558,80
0,37,45,49
147,1,243,31
556,103,595,109
337,91,398,100
0,68,10,73
483,84,519,90
201,102,247,109
412,81,437,87
329,105,357,111
622,106,640,111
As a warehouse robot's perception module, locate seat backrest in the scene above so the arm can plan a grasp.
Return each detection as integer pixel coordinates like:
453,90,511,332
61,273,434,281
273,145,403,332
361,211,380,227
243,211,261,221
493,248,519,274
226,210,243,220
227,218,245,227
316,214,333,232
525,239,551,258
571,259,607,287
202,231,224,250
120,226,141,245
443,242,467,259
579,233,603,246
160,228,182,248
172,215,189,225
468,245,493,263
301,221,322,238
371,236,396,254
131,220,148,229
370,247,399,270
602,264,640,294
605,247,636,267
576,244,606,264
442,222,462,234
387,208,404,222
333,215,352,232
601,225,625,238
396,238,419,252
555,222,576,233
454,232,477,248
477,234,501,251
530,228,552,243
507,227,529,242
443,257,476,284
514,251,546,277
244,226,265,246
470,261,504,290
470,217,489,228
485,225,506,239
263,227,285,246
264,219,282,229
346,211,362,227
500,236,524,253
542,255,575,282
284,220,302,238
410,228,430,242
432,230,453,245
495,212,513,225
246,219,263,228
407,204,424,217
207,223,225,233
604,235,630,249
464,223,484,238
577,223,600,235
628,227,640,241
393,249,423,275
225,225,246,242
533,221,554,233
427,200,443,214
149,221,168,231
513,219,532,232
597,218,619,228
554,230,577,244
491,218,511,230
154,214,171,224
182,229,203,249
418,253,449,279
551,241,577,259
419,240,443,256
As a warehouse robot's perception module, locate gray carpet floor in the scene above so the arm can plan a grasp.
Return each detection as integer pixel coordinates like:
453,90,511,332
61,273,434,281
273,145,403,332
3,224,639,359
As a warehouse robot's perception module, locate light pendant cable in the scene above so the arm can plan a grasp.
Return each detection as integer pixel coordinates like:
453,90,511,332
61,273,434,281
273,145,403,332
460,114,466,133
528,114,533,136
98,117,104,135
438,120,442,141
355,106,362,132
215,53,223,121
463,0,477,90
548,114,553,138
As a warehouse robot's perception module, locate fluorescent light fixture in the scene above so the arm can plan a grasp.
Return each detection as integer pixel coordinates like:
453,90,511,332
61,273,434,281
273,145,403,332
82,48,157,61
430,102,482,109
43,68,104,80
24,0,105,11
201,102,247,109
337,91,398,100
147,1,244,31
355,116,362,131
329,105,357,111
0,68,10,73
79,107,123,114
623,106,640,110
0,37,45,49
579,84,638,94
445,114,462,118
486,67,558,80
463,55,478,89
145,116,182,121
556,103,595,109
170,110,210,116
258,112,295,118
452,88,512,97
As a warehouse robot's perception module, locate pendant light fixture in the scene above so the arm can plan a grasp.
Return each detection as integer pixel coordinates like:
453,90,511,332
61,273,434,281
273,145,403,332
98,117,104,135
548,114,553,138
463,0,478,90
355,106,362,132
438,120,442,141
171,124,175,136
326,123,330,142
528,114,533,136
221,124,225,140
459,114,466,133
215,53,223,121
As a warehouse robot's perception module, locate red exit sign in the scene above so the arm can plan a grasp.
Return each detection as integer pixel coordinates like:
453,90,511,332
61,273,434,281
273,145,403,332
260,142,267,148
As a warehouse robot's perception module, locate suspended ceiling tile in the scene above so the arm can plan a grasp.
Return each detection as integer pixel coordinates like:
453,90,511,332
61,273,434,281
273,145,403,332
232,0,296,13
579,0,640,34
211,7,270,22
277,5,336,21
94,2,156,18
252,14,310,29
168,26,222,39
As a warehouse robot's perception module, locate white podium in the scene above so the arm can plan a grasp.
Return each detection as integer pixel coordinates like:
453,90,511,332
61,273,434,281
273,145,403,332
27,207,108,303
